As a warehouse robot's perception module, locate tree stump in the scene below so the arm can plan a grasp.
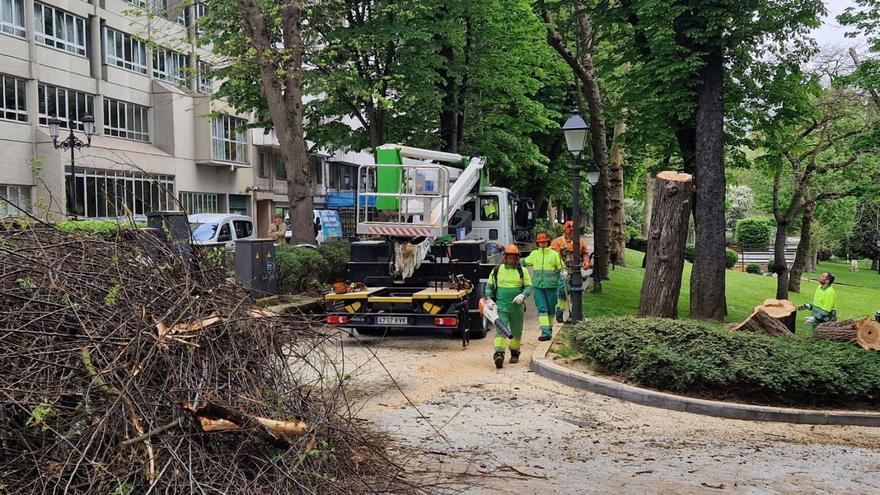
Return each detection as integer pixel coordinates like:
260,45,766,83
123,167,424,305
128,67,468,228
757,299,796,333
856,319,880,350
731,309,794,337
638,171,694,318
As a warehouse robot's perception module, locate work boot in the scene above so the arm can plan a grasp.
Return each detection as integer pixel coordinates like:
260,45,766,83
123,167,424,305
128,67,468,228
538,334,551,342
556,310,564,323
493,351,505,369
509,350,520,364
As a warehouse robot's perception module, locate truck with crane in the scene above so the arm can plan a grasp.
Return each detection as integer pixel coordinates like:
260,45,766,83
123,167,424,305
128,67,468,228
323,144,535,342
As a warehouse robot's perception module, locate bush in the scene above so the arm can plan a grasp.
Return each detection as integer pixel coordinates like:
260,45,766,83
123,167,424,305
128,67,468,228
735,217,773,251
318,240,351,282
276,245,329,293
817,246,832,261
625,224,642,243
746,263,762,274
725,248,738,268
534,218,564,240
626,236,648,252
57,219,144,235
569,317,880,406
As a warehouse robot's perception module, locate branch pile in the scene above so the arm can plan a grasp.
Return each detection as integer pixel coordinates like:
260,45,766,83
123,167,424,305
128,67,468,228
0,223,410,494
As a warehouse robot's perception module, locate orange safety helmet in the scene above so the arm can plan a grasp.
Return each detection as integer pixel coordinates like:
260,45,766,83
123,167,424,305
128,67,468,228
503,244,521,256
535,232,551,245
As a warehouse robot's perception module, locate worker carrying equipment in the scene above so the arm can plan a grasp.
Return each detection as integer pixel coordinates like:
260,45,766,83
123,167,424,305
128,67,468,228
523,232,565,342
480,298,512,339
551,221,590,323
484,245,533,369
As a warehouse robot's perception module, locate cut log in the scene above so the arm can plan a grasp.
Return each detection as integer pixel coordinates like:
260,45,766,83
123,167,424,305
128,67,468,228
731,309,794,337
756,299,796,333
813,320,858,343
184,401,308,448
638,171,694,318
856,320,880,350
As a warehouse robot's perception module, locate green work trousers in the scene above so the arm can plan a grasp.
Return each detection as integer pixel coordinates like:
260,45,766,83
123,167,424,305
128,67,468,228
556,278,569,319
493,302,525,354
533,287,557,338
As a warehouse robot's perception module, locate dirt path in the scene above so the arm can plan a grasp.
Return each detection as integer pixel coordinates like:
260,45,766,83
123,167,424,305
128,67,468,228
332,312,880,494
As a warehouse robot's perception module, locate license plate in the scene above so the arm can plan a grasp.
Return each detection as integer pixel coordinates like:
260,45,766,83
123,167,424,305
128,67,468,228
376,316,408,325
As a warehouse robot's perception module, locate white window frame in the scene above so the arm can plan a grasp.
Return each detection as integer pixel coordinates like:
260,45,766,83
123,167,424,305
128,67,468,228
0,0,25,38
211,115,248,164
194,2,207,34
127,0,147,8
0,184,31,216
180,191,220,214
103,98,150,142
103,27,147,75
38,84,95,130
197,60,211,93
0,74,27,123
66,168,174,218
153,48,189,87
34,3,87,57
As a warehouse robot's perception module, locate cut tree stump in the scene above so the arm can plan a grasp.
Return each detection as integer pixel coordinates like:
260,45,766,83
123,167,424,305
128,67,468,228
813,319,880,350
731,309,794,337
638,171,694,318
757,299,797,333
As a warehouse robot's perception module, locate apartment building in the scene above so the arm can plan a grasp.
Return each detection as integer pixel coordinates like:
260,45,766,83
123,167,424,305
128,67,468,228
0,0,255,219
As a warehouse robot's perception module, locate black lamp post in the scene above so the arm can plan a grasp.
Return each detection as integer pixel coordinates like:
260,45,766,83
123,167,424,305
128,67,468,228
48,115,95,217
585,162,602,293
562,110,589,323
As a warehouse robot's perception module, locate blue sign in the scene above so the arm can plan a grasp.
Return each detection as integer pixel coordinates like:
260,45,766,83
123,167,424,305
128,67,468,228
316,210,343,240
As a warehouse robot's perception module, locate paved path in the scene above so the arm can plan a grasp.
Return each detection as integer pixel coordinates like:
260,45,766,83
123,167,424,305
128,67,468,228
326,311,880,494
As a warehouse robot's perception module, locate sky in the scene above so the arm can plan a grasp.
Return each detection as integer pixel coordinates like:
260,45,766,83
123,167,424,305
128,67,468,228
812,0,861,49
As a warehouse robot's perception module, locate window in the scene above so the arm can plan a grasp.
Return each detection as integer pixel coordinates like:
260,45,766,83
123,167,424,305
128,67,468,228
1,74,27,123
39,84,95,131
327,162,353,190
180,191,219,214
0,184,30,216
176,5,190,26
479,195,500,221
229,194,248,215
65,168,174,218
103,98,149,142
197,60,211,93
258,151,270,178
311,156,323,185
127,0,146,7
211,114,247,163
151,0,167,16
103,27,147,74
153,48,189,87
194,2,207,33
34,4,87,56
274,153,286,180
232,219,253,239
1,0,25,37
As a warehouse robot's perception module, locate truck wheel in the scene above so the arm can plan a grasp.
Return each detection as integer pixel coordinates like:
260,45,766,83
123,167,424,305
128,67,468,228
467,316,487,340
354,327,386,337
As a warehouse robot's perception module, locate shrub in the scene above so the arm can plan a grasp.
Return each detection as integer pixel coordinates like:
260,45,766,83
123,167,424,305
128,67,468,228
57,220,144,235
735,217,773,251
276,245,329,293
725,248,738,268
746,263,762,274
817,247,832,261
534,218,564,239
569,317,880,406
625,224,642,243
318,240,351,282
626,236,648,252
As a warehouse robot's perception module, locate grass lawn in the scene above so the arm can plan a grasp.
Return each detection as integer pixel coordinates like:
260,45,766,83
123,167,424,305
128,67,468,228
805,259,880,290
582,249,880,335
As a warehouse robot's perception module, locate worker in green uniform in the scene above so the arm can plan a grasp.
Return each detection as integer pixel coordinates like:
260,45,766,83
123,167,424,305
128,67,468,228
802,271,839,329
523,232,565,342
484,245,533,369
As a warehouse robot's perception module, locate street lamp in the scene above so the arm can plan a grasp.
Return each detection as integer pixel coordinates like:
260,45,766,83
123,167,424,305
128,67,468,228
562,109,589,323
49,115,95,217
586,162,602,294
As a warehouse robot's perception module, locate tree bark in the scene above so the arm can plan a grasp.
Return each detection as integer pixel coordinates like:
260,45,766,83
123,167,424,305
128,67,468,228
236,0,314,245
689,48,727,321
813,320,859,343
642,169,655,237
731,309,794,337
788,200,815,294
608,121,627,267
772,222,790,300
638,172,694,318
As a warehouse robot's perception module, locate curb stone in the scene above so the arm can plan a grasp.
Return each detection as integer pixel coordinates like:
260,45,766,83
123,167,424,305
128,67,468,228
531,356,880,426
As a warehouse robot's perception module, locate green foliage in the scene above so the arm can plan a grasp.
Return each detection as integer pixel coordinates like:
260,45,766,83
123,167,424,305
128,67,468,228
276,246,330,293
317,241,351,283
569,317,880,406
724,248,738,269
746,263,762,274
104,283,122,307
56,220,144,235
26,403,53,430
735,217,773,250
534,218,564,240
684,244,695,263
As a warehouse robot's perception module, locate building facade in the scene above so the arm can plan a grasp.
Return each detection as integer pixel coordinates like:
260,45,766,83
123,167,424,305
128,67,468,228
0,0,255,220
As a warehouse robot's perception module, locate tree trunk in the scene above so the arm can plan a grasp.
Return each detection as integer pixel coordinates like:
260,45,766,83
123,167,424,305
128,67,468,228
813,320,859,343
608,121,627,267
773,223,790,300
689,48,727,321
788,201,815,294
638,171,694,318
642,169,655,237
805,241,818,273
731,309,794,337
873,257,879,272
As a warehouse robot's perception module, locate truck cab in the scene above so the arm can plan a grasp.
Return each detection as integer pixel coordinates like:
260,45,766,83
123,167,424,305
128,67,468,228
461,186,534,255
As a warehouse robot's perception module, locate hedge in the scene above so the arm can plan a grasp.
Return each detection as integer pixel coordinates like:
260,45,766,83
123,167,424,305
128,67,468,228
746,263,762,274
569,317,880,406
736,217,773,251
684,244,738,268
57,219,145,235
318,240,351,282
276,241,351,292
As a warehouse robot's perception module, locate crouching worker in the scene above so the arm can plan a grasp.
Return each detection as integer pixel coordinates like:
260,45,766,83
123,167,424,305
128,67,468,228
801,271,839,329
523,232,565,342
484,245,533,369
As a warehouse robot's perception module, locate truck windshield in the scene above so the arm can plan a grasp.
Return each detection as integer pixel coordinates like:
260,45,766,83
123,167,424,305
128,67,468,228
190,223,218,241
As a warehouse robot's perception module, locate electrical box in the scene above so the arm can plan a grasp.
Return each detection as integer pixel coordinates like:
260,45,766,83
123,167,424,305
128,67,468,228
234,238,277,296
145,211,191,258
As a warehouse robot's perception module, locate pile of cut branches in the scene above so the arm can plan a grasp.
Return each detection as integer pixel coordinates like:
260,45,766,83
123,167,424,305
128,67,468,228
0,222,410,494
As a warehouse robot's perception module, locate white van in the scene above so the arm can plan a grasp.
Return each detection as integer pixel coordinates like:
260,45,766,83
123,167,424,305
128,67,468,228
189,213,256,251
